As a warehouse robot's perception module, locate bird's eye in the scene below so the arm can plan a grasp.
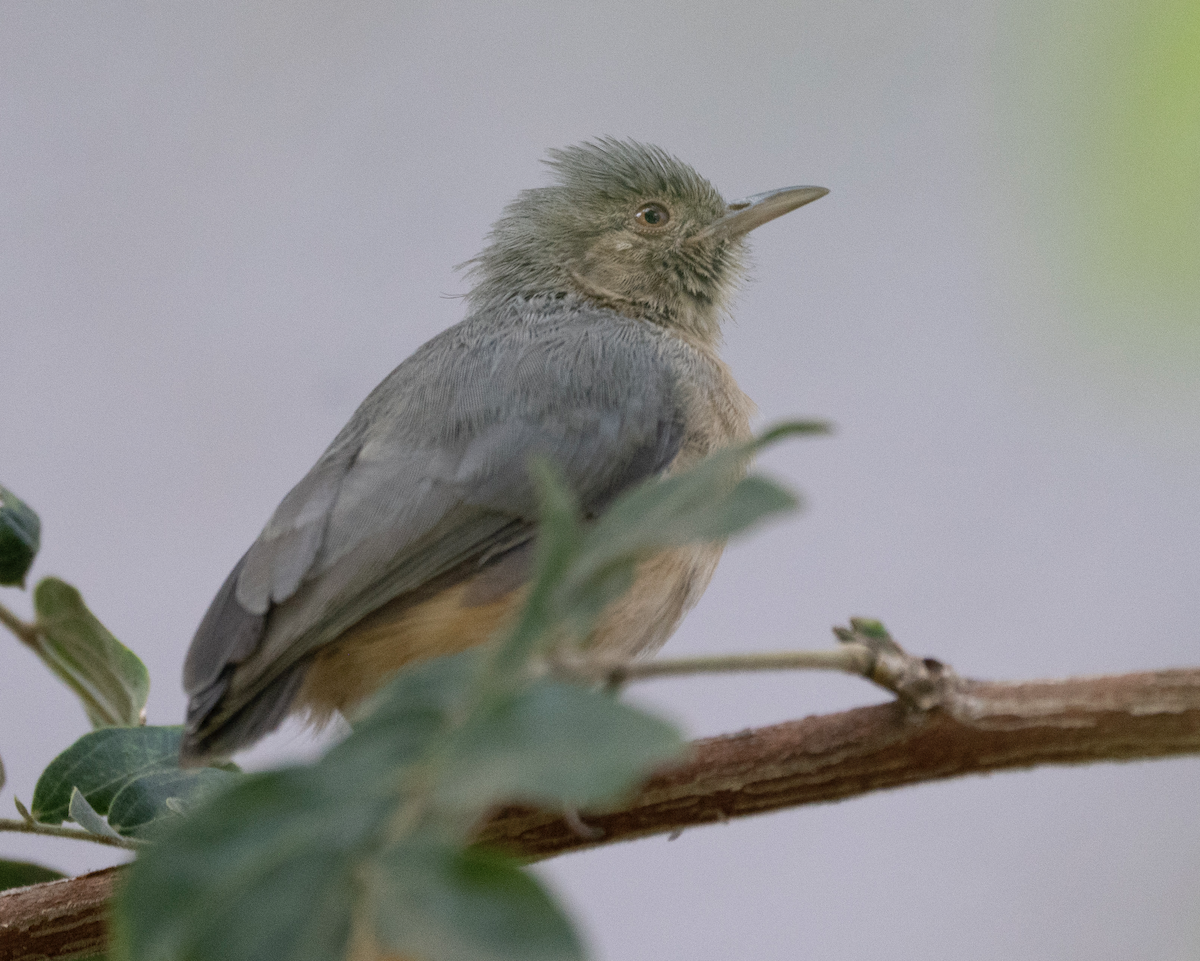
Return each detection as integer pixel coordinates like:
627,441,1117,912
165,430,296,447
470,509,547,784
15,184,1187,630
634,203,671,229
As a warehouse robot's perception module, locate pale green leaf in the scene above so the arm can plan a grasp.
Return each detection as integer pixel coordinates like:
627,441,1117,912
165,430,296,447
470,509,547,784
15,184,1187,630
32,577,149,728
110,656,478,961
69,787,123,839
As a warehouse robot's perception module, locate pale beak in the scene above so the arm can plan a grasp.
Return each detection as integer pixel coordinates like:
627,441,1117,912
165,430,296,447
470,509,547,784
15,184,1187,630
694,185,829,241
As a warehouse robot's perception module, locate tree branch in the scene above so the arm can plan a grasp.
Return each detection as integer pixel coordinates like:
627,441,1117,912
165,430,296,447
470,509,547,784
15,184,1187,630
481,666,1200,857
4,665,1200,960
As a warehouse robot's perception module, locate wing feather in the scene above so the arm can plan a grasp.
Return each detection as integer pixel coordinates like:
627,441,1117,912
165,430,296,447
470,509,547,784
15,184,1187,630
182,301,693,758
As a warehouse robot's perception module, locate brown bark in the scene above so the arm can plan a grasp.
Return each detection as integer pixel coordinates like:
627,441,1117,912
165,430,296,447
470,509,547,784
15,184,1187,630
3,667,1200,960
480,668,1200,856
0,866,111,961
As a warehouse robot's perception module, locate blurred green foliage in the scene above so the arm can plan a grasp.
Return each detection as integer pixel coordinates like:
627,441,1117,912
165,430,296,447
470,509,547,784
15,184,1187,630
1077,0,1200,315
2,424,823,961
1007,0,1200,328
112,423,819,961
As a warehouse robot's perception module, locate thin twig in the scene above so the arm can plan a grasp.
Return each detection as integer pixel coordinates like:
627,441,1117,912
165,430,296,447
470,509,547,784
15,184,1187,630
559,646,874,684
0,817,142,851
553,618,949,711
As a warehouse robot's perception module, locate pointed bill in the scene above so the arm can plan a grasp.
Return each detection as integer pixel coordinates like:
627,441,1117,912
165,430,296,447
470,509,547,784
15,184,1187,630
696,185,829,241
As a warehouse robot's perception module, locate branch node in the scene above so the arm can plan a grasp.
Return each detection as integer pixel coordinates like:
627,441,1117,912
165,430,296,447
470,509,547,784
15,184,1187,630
834,618,958,711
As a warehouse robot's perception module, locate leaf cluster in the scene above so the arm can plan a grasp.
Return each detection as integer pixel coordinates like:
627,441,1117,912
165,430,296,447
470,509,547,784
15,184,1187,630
1,491,231,901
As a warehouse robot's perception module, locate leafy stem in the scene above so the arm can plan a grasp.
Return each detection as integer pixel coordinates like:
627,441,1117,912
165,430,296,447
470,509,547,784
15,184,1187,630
0,599,38,649
0,815,143,851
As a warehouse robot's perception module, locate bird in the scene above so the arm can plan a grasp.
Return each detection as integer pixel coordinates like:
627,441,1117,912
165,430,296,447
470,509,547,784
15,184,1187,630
180,139,827,765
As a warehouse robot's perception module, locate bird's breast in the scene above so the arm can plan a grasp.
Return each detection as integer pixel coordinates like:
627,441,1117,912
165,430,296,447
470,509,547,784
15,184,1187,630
590,343,754,659
670,337,757,468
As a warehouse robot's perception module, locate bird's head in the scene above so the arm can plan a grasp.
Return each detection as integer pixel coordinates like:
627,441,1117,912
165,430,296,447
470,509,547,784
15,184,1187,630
464,139,827,343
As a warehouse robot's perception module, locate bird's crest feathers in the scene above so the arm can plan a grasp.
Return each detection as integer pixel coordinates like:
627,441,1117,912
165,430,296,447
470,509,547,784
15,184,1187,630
463,139,743,340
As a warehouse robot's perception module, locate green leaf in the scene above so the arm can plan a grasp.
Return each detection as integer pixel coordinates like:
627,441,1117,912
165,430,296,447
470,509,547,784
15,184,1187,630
528,422,820,645
118,788,582,961
112,655,600,961
33,726,184,825
347,653,683,814
32,577,150,728
490,421,822,677
351,648,481,747
333,650,485,796
0,859,65,892
437,682,684,813
373,839,584,961
0,484,40,587
112,653,482,961
107,766,235,838
570,436,805,590
593,420,823,553
112,767,376,961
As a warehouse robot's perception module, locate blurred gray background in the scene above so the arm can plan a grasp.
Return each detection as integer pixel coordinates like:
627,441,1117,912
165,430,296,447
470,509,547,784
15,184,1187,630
3,1,1198,958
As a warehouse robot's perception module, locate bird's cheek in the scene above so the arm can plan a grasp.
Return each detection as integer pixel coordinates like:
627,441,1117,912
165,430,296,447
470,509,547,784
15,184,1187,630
579,251,633,294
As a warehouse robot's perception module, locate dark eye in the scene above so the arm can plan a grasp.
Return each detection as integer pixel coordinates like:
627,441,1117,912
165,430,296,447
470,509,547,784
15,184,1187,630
634,203,671,229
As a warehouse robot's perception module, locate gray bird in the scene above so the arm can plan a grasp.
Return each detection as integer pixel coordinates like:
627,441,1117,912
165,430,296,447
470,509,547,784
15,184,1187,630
181,139,826,764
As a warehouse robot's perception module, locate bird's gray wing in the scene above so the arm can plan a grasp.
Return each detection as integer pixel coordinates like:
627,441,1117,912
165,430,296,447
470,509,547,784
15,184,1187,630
182,304,690,758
